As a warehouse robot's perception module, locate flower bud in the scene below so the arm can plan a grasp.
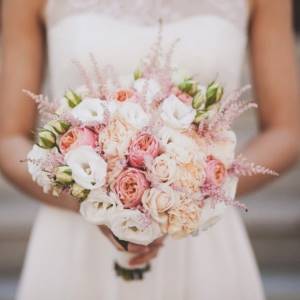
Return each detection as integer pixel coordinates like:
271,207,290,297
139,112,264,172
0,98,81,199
55,166,73,185
71,183,90,201
193,110,209,124
52,184,63,197
64,90,82,108
133,69,143,80
206,82,224,107
192,91,206,110
37,129,56,149
178,79,198,96
46,120,70,135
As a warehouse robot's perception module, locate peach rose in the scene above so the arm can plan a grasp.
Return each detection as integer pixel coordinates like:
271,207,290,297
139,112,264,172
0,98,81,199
115,168,149,208
59,127,97,154
128,132,160,168
205,155,227,186
167,194,200,239
114,89,134,102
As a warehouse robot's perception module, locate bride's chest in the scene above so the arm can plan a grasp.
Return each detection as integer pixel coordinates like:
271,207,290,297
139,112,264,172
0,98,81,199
47,14,247,95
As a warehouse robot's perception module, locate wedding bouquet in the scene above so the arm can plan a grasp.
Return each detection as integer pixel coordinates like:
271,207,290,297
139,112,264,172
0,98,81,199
26,34,277,280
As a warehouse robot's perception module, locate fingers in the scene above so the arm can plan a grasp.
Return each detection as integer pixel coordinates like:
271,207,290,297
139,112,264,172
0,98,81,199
129,247,159,266
99,226,125,252
127,243,150,254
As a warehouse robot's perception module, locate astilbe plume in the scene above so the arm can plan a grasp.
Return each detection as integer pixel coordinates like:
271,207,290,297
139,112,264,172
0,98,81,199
23,90,59,122
229,155,279,177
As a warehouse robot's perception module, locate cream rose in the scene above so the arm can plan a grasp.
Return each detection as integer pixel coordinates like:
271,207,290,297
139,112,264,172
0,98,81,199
117,102,149,129
80,189,119,226
65,145,107,190
160,95,196,129
110,209,162,245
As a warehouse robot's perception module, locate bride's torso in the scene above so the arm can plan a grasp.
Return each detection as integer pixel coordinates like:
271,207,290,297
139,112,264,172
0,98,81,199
45,0,249,98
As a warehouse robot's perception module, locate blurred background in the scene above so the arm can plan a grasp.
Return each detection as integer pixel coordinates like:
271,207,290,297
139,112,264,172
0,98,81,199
0,2,300,300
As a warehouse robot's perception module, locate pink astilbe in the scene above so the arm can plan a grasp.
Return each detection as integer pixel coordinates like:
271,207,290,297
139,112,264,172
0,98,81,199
41,151,65,174
229,155,279,177
23,90,59,122
200,181,247,211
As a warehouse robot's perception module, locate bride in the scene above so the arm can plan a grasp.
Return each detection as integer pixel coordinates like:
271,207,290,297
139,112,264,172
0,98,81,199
0,0,299,299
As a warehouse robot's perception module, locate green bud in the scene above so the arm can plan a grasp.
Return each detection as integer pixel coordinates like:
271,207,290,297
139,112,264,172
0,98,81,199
178,79,198,97
71,183,90,201
64,90,82,108
37,129,56,149
193,110,209,124
55,166,73,185
46,120,70,135
206,82,224,108
52,184,63,197
133,69,143,80
192,91,206,110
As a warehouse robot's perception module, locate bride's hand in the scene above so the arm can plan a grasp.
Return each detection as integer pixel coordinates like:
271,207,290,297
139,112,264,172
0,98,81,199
99,225,165,265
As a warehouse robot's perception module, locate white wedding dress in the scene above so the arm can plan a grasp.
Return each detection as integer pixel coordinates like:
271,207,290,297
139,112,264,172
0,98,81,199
17,0,265,299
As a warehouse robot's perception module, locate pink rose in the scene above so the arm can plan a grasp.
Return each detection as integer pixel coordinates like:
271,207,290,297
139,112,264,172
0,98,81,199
59,127,97,154
205,155,227,186
128,132,160,168
115,168,149,208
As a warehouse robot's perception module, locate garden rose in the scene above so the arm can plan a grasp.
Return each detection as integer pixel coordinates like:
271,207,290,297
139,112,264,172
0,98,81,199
110,209,162,245
59,127,97,154
115,168,149,208
128,132,160,168
114,89,134,102
99,117,137,157
167,195,200,239
160,95,196,129
205,155,227,186
148,153,177,185
65,146,107,190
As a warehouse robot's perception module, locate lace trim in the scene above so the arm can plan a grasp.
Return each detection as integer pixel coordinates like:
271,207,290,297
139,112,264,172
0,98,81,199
45,0,249,30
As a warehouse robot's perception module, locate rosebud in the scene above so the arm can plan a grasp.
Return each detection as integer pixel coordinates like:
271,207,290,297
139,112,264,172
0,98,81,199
206,82,224,108
193,110,209,124
46,120,70,135
70,183,90,201
178,79,198,96
64,90,82,108
37,129,56,149
192,91,206,110
55,166,73,185
133,69,143,80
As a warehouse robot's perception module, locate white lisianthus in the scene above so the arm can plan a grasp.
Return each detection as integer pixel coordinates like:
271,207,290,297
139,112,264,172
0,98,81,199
160,95,196,129
117,102,149,129
71,98,107,123
110,209,162,245
133,78,161,104
198,176,238,231
27,145,52,193
65,146,107,190
80,189,119,226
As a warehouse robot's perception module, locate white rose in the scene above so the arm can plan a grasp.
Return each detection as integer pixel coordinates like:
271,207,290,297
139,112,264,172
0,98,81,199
118,102,149,129
27,145,52,193
133,78,161,104
160,95,196,129
142,186,177,230
71,98,107,123
80,190,119,226
198,176,238,231
65,146,107,190
110,209,162,245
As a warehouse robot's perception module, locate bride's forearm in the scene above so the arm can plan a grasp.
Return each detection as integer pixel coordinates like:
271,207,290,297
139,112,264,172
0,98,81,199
0,135,80,212
237,127,300,197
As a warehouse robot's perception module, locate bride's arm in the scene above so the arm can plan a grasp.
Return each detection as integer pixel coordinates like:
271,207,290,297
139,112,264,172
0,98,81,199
0,0,79,212
238,0,300,196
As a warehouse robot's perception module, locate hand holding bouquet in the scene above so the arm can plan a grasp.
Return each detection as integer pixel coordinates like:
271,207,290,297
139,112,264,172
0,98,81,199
26,34,277,280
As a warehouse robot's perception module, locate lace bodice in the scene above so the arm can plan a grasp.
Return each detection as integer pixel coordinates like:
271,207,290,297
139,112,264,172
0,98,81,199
45,0,249,99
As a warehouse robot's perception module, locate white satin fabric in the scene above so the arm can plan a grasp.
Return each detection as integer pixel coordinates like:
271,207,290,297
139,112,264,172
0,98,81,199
17,0,265,299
